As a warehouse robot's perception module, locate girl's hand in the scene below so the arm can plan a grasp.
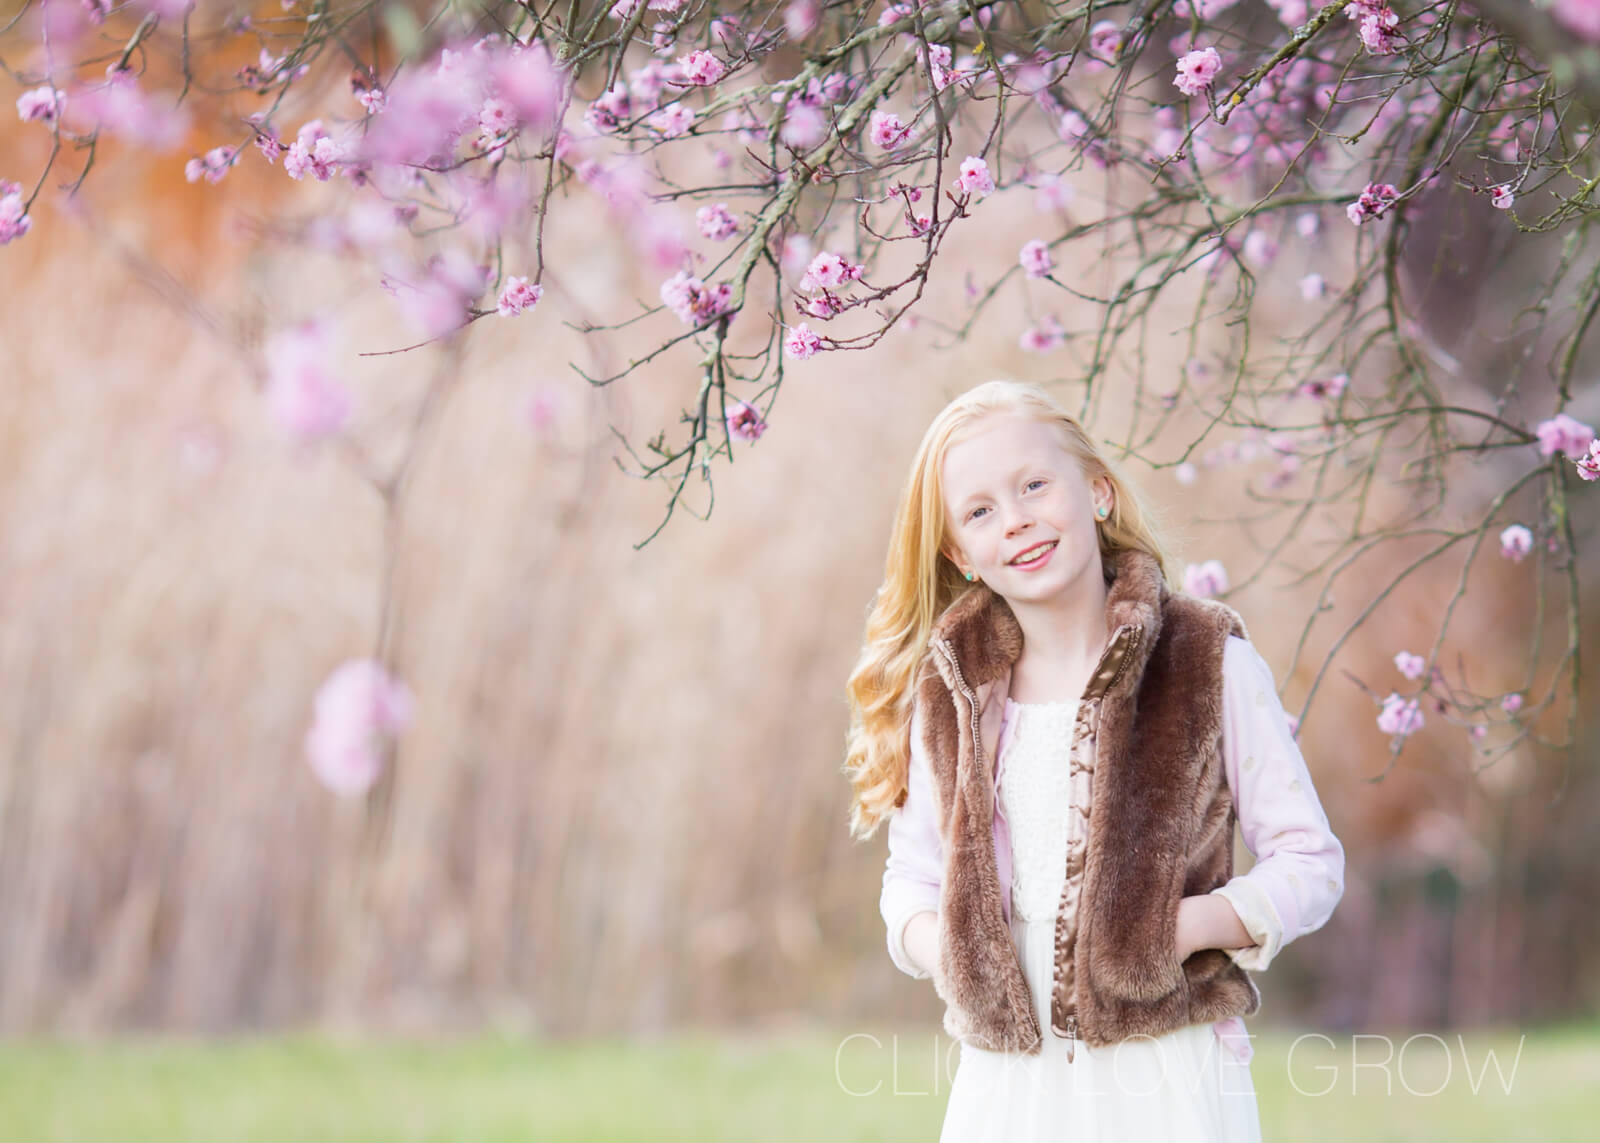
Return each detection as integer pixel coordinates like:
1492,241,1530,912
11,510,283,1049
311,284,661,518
1176,894,1256,962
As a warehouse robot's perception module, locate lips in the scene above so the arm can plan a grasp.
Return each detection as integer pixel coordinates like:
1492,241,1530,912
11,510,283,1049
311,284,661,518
1008,540,1057,565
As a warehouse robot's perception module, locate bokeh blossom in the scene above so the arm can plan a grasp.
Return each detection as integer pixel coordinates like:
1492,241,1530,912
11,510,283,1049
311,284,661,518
1377,692,1424,738
1183,559,1229,598
726,399,767,441
1499,524,1533,562
304,659,416,797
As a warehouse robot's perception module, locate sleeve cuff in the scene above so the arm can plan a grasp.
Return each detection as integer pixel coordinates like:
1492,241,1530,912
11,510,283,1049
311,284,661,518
1210,878,1285,972
885,903,937,980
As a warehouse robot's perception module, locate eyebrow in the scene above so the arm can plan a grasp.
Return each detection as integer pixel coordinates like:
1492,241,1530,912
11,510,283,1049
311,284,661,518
954,461,1047,511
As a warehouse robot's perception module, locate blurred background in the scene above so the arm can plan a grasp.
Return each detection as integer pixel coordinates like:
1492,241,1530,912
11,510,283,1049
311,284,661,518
3,17,1599,1142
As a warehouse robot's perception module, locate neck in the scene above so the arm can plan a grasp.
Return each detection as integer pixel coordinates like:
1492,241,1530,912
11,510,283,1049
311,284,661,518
1004,564,1113,677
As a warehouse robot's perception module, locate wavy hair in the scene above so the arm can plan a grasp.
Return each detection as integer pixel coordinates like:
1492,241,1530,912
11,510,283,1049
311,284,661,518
843,379,1181,840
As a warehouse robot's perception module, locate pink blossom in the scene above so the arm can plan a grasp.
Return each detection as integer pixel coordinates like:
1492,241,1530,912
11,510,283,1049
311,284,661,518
779,234,813,277
1242,231,1279,267
785,0,821,38
1019,314,1066,353
1377,693,1424,738
387,249,491,338
0,179,30,245
1553,0,1600,42
801,251,863,292
1296,212,1320,238
1490,184,1514,210
799,293,843,319
1576,439,1600,481
1173,48,1222,98
69,69,190,150
628,60,670,109
264,321,351,442
497,275,544,316
1058,109,1090,142
1499,524,1533,562
254,127,284,164
879,3,913,27
16,85,65,123
955,155,995,198
1182,559,1229,598
1394,651,1425,680
1533,412,1596,460
1032,172,1075,212
360,50,485,166
586,85,632,133
677,50,726,86
184,145,238,185
784,323,823,359
1299,273,1327,300
1469,724,1487,741
283,121,345,181
1019,239,1053,278
870,109,911,149
726,399,768,441
303,658,415,797
355,85,387,115
1088,20,1123,63
1500,693,1524,714
1349,1,1403,54
660,270,733,325
780,101,827,149
478,97,516,141
1266,0,1309,25
1346,181,1399,225
647,104,696,137
492,41,564,131
1297,373,1348,400
696,203,739,241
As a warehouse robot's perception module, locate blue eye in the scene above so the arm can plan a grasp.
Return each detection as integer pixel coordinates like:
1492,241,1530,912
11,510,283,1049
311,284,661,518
1026,479,1045,491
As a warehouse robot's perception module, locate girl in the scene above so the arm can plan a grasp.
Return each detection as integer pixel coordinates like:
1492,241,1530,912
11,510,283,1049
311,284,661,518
845,380,1345,1142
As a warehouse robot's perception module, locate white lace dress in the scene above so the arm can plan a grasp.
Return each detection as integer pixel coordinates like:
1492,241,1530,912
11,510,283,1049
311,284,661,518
937,697,1264,1143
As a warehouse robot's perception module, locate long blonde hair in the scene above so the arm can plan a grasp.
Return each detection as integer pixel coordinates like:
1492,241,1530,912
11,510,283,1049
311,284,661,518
843,379,1181,840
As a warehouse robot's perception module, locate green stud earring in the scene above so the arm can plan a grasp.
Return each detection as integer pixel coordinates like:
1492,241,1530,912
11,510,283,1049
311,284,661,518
1096,505,1110,520
964,571,976,582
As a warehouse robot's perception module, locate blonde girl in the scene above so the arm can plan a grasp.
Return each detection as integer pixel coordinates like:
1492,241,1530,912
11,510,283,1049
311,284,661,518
845,380,1344,1142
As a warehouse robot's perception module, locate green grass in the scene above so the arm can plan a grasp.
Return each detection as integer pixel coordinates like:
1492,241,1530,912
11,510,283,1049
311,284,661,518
0,1020,1594,1141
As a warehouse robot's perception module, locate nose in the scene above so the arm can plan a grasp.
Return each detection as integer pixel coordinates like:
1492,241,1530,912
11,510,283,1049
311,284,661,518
1004,501,1034,536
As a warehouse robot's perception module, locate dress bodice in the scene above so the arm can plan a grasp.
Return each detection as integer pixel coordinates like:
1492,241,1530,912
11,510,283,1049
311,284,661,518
998,698,1088,923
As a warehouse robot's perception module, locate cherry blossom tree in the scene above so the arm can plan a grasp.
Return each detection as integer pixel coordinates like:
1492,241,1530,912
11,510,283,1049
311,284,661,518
6,0,1599,789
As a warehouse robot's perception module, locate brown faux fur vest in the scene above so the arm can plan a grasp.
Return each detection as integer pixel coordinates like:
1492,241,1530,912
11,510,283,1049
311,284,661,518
912,546,1261,1054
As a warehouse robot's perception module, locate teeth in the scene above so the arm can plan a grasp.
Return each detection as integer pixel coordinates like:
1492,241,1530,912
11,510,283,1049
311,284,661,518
1012,542,1056,564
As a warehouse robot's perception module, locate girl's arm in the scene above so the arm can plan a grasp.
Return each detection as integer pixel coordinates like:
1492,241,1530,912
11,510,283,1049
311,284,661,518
879,701,944,980
1205,635,1346,972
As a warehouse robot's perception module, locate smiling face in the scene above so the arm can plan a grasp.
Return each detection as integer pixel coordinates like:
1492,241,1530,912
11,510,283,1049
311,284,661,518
939,412,1113,602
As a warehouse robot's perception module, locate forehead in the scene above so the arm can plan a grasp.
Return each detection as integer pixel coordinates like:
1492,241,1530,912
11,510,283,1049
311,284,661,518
942,414,1076,497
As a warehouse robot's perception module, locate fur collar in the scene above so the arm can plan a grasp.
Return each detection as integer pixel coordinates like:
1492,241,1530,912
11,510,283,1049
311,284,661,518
927,546,1169,693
